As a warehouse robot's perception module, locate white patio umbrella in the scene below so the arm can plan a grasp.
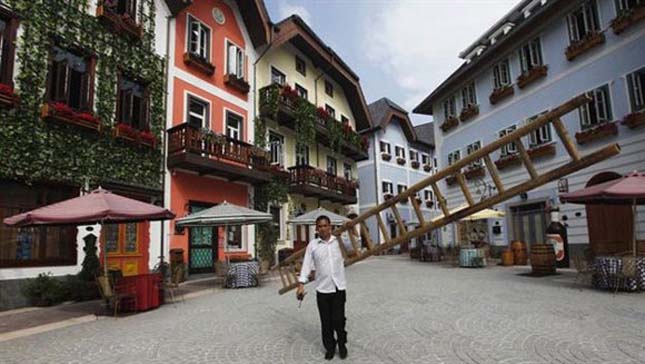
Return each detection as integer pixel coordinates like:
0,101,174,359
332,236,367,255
287,207,350,225
407,205,504,225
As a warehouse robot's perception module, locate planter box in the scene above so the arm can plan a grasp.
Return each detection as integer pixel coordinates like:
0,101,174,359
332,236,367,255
96,4,143,40
517,65,548,89
40,103,100,132
489,85,514,105
527,143,556,159
440,116,459,133
411,160,420,169
396,157,406,165
425,200,434,208
459,104,479,122
223,74,250,93
495,154,521,170
464,165,485,180
183,52,215,75
0,88,19,109
622,111,645,129
446,175,457,186
565,31,605,61
423,164,431,172
611,6,645,35
381,153,391,161
575,122,618,145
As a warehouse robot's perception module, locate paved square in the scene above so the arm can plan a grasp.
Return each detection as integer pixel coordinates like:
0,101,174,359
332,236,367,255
1,256,644,363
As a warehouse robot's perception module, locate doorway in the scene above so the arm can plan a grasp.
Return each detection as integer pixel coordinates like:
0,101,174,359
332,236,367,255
510,202,547,248
188,203,218,274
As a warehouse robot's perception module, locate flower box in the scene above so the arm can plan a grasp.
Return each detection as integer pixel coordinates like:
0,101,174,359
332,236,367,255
575,122,618,145
611,5,645,35
489,85,514,105
96,4,143,40
114,123,157,148
495,153,521,170
411,160,420,169
414,197,422,204
223,73,250,93
527,143,556,159
621,111,645,129
396,157,406,165
383,193,393,200
565,31,605,61
0,83,19,109
440,116,459,133
517,65,548,89
464,165,485,180
41,102,100,132
446,175,457,186
381,153,391,161
139,130,157,148
183,52,215,75
423,164,432,172
425,200,434,208
459,104,479,122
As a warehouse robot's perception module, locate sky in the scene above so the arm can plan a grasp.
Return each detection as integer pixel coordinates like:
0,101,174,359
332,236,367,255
264,0,519,125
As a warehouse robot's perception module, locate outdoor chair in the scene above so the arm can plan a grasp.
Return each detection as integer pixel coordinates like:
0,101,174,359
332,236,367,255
614,256,638,294
162,264,185,305
572,254,594,289
95,275,137,317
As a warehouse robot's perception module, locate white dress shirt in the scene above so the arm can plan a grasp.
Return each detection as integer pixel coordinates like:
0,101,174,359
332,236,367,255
298,235,347,293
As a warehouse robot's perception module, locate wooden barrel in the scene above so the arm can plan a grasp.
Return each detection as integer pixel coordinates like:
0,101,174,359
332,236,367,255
511,240,526,252
514,250,528,265
530,244,556,275
501,250,514,266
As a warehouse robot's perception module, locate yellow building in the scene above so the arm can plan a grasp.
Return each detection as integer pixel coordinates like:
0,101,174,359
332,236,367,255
255,15,372,251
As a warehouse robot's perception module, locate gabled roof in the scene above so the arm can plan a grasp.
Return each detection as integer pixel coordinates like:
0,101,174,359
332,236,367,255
271,15,372,131
413,0,566,115
365,98,433,149
413,122,435,149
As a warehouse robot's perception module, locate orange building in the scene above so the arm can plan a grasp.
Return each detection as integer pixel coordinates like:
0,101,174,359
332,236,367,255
163,1,270,274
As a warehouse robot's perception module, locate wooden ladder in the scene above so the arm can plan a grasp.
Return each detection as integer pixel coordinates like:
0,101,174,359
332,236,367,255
274,93,620,295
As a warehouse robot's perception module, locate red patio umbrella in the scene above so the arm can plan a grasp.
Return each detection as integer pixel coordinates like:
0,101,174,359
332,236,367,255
3,188,175,275
560,171,645,256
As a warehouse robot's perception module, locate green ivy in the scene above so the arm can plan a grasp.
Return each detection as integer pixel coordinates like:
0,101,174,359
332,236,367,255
294,100,316,146
0,0,165,189
326,118,344,154
254,177,288,263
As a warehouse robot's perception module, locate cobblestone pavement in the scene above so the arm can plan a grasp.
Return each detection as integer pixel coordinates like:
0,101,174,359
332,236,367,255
1,256,645,364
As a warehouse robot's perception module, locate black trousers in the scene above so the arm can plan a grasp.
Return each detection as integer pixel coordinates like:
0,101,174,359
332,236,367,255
316,288,347,353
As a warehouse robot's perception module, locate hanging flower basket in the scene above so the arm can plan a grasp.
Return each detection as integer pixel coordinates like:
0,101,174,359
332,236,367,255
0,83,19,109
621,111,645,129
489,85,514,105
574,122,618,145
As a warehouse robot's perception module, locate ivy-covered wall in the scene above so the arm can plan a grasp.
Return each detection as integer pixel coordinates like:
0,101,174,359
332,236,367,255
0,0,165,189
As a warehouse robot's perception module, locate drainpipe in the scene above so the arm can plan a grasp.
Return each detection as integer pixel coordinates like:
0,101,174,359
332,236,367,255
159,12,172,273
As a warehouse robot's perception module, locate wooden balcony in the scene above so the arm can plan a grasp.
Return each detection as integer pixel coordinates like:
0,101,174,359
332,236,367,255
259,84,368,161
287,165,357,204
167,123,275,184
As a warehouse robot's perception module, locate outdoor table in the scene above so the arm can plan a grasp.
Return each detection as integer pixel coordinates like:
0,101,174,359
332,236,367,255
120,273,162,311
225,261,259,288
593,256,645,291
459,248,486,267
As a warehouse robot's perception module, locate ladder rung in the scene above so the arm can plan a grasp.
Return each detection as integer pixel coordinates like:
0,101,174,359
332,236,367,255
455,172,475,206
514,140,538,179
483,154,505,193
552,118,580,161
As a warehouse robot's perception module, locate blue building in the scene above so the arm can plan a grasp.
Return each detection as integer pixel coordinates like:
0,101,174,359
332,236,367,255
414,0,645,261
358,98,439,252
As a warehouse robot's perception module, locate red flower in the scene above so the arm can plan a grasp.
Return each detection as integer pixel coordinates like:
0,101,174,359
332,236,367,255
140,130,156,142
50,102,75,116
360,135,369,150
77,112,98,123
281,84,299,100
316,107,331,120
0,83,14,96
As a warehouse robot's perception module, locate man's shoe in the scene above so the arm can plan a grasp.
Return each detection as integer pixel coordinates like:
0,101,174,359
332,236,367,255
339,344,348,359
324,351,335,360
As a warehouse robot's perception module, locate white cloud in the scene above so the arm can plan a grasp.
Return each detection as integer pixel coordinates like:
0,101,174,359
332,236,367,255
277,2,313,25
361,0,518,112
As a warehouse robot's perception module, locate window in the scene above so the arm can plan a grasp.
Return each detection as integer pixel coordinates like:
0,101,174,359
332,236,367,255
615,0,644,12
527,111,552,147
461,82,477,107
433,157,438,172
325,104,336,119
0,182,77,267
421,153,430,166
325,80,333,97
296,143,309,166
188,15,210,61
466,141,482,167
295,83,308,100
627,67,645,112
327,156,337,175
225,111,242,140
579,84,613,129
105,0,137,19
499,125,518,156
424,189,433,201
380,141,391,155
226,41,244,78
410,150,418,162
295,56,306,76
117,75,148,130
519,38,543,74
47,46,93,111
397,184,407,194
226,225,242,250
447,150,461,165
269,131,284,166
443,95,456,119
104,223,140,256
395,146,405,159
343,163,352,180
382,181,393,195
0,11,18,86
493,59,511,89
567,1,600,43
187,95,209,128
341,115,349,124
270,66,286,85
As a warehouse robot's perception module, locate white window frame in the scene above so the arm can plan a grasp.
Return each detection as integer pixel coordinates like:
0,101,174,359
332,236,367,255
519,38,543,74
397,184,407,195
421,153,430,166
627,66,645,112
270,65,286,85
382,180,393,195
447,150,461,166
225,109,243,141
186,93,210,128
226,225,245,251
493,58,512,89
443,95,457,119
466,141,482,167
380,140,391,155
394,145,406,159
409,150,419,162
326,156,337,176
295,83,308,100
526,111,553,147
461,82,477,108
268,130,284,166
343,162,352,180
579,84,613,130
567,0,600,43
225,39,245,79
615,0,644,12
295,143,309,166
186,14,211,61
499,125,518,156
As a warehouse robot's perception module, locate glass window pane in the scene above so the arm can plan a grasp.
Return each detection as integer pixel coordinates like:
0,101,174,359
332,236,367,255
124,223,137,253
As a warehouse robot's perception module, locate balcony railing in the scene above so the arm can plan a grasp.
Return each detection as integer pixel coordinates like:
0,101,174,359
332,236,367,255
287,165,357,204
167,123,276,183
